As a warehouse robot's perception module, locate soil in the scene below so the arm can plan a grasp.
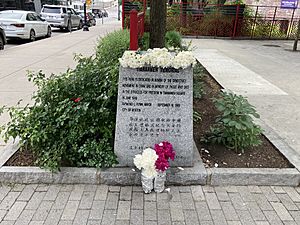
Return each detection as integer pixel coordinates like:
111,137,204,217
193,66,292,168
5,64,293,168
6,146,37,167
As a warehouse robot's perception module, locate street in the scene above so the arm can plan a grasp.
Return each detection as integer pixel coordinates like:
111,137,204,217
3,6,119,50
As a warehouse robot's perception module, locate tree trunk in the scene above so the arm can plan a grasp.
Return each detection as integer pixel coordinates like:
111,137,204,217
149,0,167,48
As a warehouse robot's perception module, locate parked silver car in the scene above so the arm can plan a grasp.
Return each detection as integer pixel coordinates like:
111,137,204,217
40,5,83,31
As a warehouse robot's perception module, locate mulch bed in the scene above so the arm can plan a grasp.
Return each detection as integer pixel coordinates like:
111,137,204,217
193,66,292,168
5,64,293,168
5,146,37,167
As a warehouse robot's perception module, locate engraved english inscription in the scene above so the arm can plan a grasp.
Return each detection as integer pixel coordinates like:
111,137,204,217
114,66,193,167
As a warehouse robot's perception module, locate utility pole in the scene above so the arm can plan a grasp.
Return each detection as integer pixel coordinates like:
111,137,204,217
34,0,42,13
118,0,120,21
83,2,89,31
293,20,300,51
102,0,104,24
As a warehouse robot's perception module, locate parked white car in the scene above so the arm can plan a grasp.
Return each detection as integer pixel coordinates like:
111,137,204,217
0,10,52,41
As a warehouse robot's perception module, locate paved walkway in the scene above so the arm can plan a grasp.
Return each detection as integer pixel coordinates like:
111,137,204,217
191,39,300,164
1,184,300,225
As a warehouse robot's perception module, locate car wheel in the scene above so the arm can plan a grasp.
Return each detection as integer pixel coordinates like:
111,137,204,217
66,21,72,32
0,36,4,50
46,26,52,38
78,21,83,30
29,29,36,42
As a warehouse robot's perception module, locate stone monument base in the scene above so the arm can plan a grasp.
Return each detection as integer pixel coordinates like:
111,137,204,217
101,142,207,185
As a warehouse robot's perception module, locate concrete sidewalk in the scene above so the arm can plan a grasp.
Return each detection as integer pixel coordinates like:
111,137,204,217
191,39,300,165
0,20,121,150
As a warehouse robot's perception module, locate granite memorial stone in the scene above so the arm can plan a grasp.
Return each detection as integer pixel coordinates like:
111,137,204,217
114,66,193,167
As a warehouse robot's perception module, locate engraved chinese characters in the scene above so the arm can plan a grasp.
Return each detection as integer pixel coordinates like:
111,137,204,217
114,66,193,167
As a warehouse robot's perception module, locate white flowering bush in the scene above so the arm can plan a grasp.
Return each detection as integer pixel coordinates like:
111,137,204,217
119,48,197,69
134,148,158,178
173,51,196,69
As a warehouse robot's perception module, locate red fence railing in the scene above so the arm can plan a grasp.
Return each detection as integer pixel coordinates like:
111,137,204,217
123,1,300,40
165,3,300,39
122,0,146,29
129,9,145,50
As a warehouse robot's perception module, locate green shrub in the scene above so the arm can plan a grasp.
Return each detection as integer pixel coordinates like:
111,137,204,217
205,92,262,152
193,81,205,99
193,63,205,99
140,31,185,50
193,110,202,122
167,4,181,16
166,16,181,32
139,32,150,51
165,31,182,49
4,29,130,171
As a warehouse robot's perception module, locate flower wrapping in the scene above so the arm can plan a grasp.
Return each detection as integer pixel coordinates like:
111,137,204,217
133,141,175,193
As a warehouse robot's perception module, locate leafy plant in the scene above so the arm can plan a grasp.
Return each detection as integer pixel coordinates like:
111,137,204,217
193,81,205,99
224,0,245,5
167,4,181,16
205,92,262,152
166,16,181,32
193,110,202,122
250,21,286,39
140,32,150,50
3,29,130,171
140,31,186,50
193,63,205,99
165,31,182,49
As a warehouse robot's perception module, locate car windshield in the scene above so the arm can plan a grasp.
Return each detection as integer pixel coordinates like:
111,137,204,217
42,7,61,13
0,12,23,19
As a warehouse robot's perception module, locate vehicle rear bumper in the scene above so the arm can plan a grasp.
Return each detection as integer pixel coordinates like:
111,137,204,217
47,20,66,28
5,30,29,39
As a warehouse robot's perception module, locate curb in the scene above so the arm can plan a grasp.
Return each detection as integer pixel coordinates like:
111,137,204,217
0,133,299,186
0,143,207,186
257,119,300,172
208,167,300,186
205,120,300,186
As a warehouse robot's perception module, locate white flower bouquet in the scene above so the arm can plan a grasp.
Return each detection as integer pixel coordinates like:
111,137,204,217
119,48,197,69
133,147,158,178
133,142,175,193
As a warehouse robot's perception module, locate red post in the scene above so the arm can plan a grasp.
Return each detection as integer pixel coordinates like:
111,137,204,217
130,9,139,51
232,4,240,38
